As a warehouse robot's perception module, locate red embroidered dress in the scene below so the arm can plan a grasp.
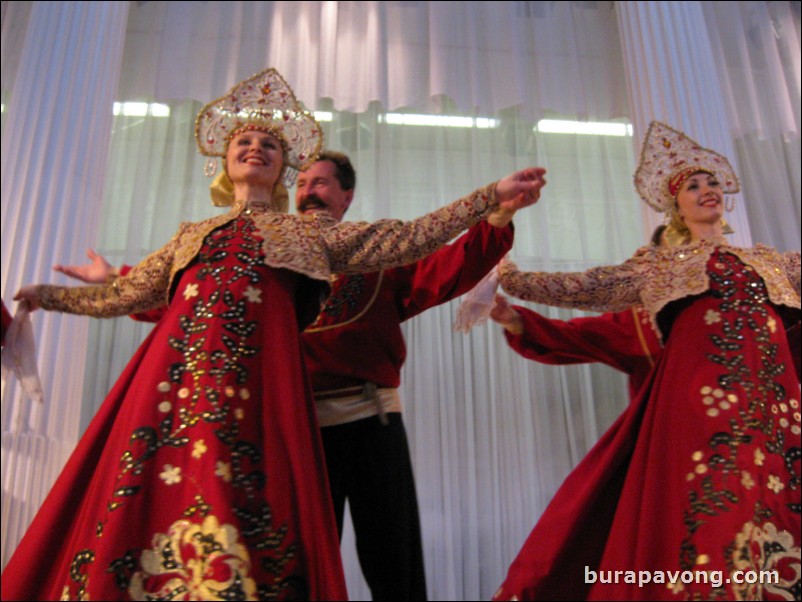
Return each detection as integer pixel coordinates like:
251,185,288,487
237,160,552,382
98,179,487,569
496,245,801,600
2,185,499,601
6,218,340,600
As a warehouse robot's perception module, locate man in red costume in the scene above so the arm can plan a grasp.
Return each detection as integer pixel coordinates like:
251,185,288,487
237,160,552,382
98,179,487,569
297,151,518,600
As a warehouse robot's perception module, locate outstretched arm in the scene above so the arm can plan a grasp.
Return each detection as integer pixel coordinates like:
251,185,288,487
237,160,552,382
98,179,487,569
326,167,546,274
50,251,165,324
53,249,118,284
14,224,188,318
493,167,547,217
498,255,643,313
493,296,660,368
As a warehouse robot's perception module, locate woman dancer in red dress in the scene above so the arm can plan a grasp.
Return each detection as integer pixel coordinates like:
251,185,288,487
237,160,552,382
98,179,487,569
494,121,800,600
3,67,545,601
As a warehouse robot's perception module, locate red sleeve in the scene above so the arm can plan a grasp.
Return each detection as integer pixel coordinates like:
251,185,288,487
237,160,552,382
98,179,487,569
1,299,12,347
506,306,660,376
120,265,166,323
390,220,514,321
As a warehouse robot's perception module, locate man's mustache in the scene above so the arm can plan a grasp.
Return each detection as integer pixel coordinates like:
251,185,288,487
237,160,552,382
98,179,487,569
299,194,326,212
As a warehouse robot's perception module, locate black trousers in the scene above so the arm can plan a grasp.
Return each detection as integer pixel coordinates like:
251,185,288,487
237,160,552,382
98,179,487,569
321,413,427,601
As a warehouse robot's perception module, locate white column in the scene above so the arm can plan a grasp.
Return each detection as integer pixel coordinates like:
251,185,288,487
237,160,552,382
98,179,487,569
0,1,129,569
616,1,753,247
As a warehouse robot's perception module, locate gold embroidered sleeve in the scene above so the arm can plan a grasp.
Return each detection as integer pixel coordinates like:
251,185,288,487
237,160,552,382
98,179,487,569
323,183,498,273
38,226,184,317
782,250,801,297
498,252,646,313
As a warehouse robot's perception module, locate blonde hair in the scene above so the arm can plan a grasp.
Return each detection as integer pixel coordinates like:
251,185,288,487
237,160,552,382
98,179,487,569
665,204,692,245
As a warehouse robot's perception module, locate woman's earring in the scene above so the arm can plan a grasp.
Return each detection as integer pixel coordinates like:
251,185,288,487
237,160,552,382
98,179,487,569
725,196,736,212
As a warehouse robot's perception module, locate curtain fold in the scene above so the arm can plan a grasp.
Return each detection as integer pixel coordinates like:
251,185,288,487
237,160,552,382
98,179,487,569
1,0,129,573
116,1,631,119
703,0,801,252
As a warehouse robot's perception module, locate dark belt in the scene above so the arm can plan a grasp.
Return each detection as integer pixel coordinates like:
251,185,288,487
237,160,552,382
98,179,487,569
314,384,370,402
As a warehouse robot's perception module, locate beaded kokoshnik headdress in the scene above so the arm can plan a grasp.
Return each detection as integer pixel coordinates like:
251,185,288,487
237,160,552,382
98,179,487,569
633,121,739,213
633,121,740,245
194,67,323,208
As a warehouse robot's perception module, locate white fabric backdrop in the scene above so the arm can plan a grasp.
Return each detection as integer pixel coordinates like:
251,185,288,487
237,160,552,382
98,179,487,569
2,2,799,600
703,0,801,253
1,0,130,589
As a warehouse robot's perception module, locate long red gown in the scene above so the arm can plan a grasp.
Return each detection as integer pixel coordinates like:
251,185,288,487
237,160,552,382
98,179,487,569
2,217,347,600
494,250,801,600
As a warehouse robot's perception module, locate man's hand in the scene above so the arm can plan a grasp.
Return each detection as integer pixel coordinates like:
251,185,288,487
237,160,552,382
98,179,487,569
53,249,117,284
489,294,524,335
494,167,547,214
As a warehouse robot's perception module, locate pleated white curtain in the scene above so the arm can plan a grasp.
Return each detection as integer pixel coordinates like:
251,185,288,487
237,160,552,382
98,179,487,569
703,0,801,253
115,1,629,120
1,0,130,584
1,2,799,600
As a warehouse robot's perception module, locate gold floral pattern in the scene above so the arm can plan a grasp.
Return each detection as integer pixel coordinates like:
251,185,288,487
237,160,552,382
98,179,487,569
215,461,232,483
740,471,755,490
243,285,262,303
730,521,801,601
675,252,800,598
128,516,257,601
160,464,182,485
192,440,208,459
767,475,785,494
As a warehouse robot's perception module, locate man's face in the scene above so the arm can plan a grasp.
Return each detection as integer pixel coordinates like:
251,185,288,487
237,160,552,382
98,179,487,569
295,160,354,222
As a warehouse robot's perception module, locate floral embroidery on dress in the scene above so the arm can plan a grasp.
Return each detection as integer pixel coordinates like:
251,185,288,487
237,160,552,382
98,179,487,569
215,461,232,482
677,252,801,598
160,464,182,485
59,219,308,597
243,285,262,303
192,440,208,459
127,515,257,601
730,521,801,600
767,475,785,494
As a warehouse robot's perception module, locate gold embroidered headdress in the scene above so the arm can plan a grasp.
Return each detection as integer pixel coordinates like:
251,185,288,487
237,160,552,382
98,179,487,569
633,121,739,213
195,67,323,208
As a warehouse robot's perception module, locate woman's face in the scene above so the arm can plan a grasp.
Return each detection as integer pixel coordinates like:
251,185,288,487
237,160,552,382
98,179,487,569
225,130,284,189
675,172,724,229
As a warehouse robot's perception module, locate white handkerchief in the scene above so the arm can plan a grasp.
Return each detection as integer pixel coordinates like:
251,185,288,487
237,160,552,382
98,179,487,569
1,305,44,403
